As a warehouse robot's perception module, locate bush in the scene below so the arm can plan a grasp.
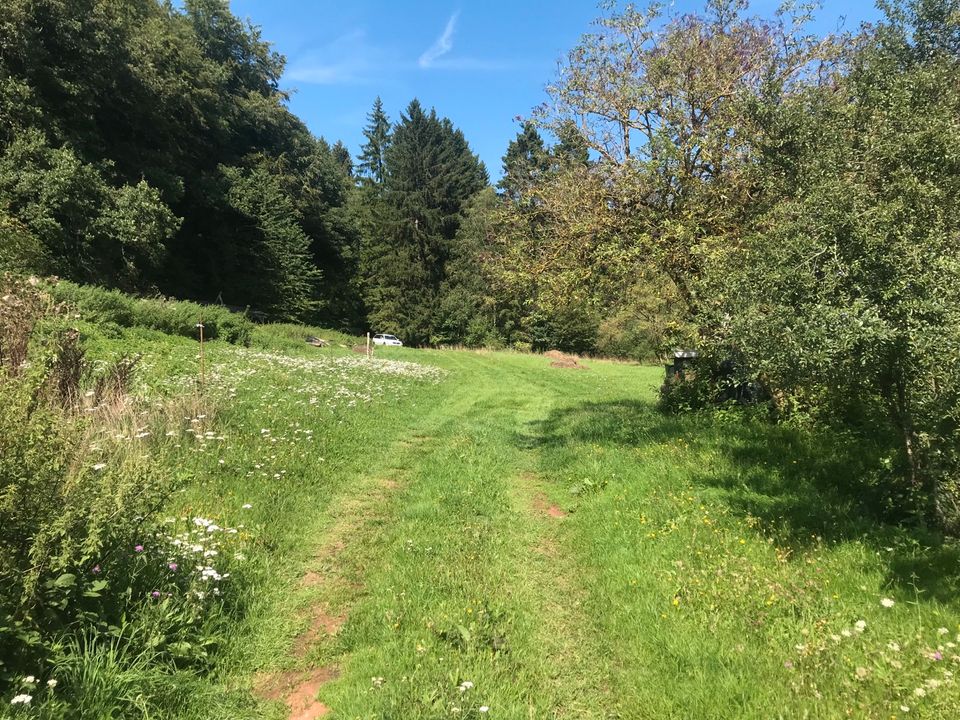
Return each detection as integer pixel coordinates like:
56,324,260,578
526,305,599,355
0,214,51,276
48,281,253,345
0,278,247,709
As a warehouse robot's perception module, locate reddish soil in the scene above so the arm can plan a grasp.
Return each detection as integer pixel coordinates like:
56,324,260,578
254,666,338,719
292,604,345,658
287,667,338,720
533,492,568,519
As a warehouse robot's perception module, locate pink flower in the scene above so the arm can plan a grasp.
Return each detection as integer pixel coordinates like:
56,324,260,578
91,564,101,574
151,591,160,598
134,545,144,553
168,563,178,571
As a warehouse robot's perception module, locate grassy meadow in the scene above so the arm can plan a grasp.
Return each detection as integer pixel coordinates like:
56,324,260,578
3,295,960,719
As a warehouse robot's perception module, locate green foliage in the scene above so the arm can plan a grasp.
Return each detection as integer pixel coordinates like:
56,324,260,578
498,120,589,203
0,278,259,715
362,100,488,345
330,140,353,178
0,130,180,288
433,189,501,347
357,97,392,185
696,0,960,530
486,0,960,532
0,0,356,323
526,305,600,355
48,281,253,345
0,214,49,275
5,275,960,716
498,122,551,202
220,162,320,321
0,284,160,687
532,0,825,314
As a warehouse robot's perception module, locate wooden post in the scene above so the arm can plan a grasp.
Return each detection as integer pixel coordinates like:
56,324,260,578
197,320,205,388
366,332,371,359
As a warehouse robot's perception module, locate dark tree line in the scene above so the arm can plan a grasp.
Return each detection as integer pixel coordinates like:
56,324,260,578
0,0,655,351
0,0,499,338
0,0,354,324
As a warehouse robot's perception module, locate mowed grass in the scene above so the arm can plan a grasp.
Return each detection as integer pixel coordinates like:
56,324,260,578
69,327,960,719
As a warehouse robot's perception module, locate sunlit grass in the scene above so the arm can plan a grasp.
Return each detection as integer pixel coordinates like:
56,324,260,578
12,324,958,718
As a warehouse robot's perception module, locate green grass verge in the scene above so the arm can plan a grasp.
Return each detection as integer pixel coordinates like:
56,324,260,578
7,322,959,719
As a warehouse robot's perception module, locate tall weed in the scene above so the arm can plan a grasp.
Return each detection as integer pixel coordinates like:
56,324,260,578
0,278,246,711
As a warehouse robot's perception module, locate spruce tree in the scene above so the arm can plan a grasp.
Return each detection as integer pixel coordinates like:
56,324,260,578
498,122,551,201
357,96,391,184
362,99,487,344
553,119,590,168
331,140,353,178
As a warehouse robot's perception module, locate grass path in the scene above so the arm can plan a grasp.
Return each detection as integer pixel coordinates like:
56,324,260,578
264,352,622,718
175,343,959,719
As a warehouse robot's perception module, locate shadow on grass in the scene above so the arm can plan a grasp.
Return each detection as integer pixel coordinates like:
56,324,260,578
515,398,960,604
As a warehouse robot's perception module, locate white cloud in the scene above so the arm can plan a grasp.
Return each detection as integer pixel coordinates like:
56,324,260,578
285,15,514,84
418,13,458,68
286,29,377,85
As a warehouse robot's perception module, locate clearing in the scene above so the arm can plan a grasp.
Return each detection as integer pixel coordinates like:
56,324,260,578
94,329,960,718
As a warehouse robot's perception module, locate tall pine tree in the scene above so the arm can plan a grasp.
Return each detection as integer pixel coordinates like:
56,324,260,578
357,96,391,184
498,122,551,201
362,99,487,344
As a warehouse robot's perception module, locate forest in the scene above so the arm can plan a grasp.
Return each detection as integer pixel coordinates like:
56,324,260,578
1,0,960,716
3,0,957,528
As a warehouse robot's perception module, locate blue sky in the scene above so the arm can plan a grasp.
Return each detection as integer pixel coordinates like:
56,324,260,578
229,0,885,180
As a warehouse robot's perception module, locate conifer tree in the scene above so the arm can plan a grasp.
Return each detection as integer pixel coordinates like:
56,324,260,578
552,119,590,169
357,96,391,184
498,122,550,201
362,99,487,344
331,140,353,178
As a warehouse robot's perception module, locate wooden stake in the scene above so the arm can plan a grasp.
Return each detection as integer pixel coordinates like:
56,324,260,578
197,320,205,388
366,332,371,359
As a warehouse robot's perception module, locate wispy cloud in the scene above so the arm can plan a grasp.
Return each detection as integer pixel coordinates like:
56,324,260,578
418,13,459,68
286,29,379,85
286,15,515,85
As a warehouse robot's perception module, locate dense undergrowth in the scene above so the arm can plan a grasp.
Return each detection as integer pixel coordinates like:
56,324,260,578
48,281,254,345
0,278,250,717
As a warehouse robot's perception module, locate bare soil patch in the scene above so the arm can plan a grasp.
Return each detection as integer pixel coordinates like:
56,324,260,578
532,491,568,519
292,604,346,657
260,443,416,717
300,571,323,588
312,539,346,562
254,666,338,719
